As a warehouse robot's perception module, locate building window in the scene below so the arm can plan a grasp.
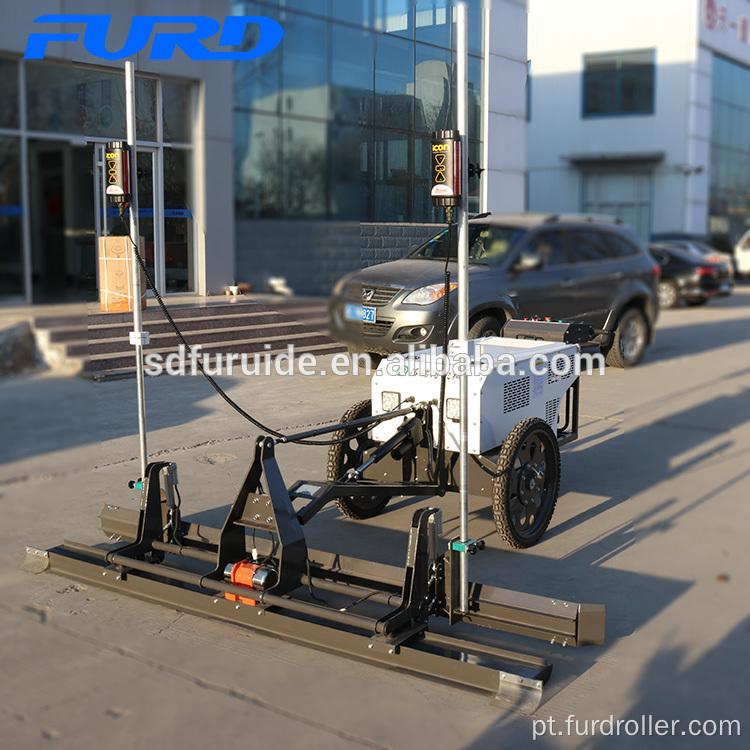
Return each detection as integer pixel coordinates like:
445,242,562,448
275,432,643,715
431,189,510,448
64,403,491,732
583,49,654,117
710,55,750,243
232,0,485,223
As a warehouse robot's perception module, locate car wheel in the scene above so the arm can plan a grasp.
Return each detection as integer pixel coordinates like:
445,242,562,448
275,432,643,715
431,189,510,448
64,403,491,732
685,298,709,306
469,315,504,339
657,280,679,309
605,307,649,368
492,418,560,549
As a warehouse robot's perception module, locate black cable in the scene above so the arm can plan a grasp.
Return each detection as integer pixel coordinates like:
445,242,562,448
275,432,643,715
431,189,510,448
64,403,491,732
170,485,184,545
121,207,379,447
338,590,377,612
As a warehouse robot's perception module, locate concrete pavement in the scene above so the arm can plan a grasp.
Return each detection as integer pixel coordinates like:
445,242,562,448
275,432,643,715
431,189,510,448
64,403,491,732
1,287,749,749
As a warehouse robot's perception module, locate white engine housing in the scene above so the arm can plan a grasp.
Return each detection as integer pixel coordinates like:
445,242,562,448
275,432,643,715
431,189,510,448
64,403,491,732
371,337,579,455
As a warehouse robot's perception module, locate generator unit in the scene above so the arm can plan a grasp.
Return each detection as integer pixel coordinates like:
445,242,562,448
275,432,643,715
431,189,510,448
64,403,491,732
372,338,579,455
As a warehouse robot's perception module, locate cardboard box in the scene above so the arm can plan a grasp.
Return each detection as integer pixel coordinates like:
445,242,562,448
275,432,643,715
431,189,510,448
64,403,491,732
98,236,147,312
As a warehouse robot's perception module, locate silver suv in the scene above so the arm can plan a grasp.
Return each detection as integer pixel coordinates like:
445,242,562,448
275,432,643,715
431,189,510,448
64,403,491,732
329,213,660,367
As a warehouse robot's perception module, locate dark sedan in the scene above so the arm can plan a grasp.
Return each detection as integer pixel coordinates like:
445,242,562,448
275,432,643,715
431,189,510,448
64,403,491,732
649,243,734,308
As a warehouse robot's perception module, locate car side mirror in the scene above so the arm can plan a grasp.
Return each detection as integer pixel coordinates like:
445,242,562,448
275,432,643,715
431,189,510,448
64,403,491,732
513,253,544,272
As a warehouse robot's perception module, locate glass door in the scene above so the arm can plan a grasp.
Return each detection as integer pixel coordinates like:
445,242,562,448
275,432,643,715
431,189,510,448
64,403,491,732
95,144,162,295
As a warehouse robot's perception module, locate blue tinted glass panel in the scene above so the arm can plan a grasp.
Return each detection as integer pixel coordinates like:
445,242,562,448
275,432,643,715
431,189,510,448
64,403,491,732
373,130,411,221
414,43,451,134
468,54,482,140
467,139,481,214
416,0,451,48
281,14,329,119
332,0,373,26
467,0,483,57
282,119,327,217
710,54,750,241
234,111,281,217
330,124,370,220
374,0,414,39
331,25,374,125
375,34,413,131
284,0,328,15
233,9,282,114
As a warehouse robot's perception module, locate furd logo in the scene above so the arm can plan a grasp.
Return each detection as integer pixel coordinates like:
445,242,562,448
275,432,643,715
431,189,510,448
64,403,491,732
24,15,283,61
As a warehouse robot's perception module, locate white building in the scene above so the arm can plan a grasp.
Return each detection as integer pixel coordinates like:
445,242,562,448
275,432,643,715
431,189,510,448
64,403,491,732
527,0,750,248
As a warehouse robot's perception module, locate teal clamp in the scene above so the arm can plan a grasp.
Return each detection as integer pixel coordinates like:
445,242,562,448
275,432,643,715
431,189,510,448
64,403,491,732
128,480,144,491
450,539,486,555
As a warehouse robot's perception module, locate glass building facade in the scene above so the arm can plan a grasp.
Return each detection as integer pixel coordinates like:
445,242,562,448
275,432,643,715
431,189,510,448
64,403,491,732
0,57,194,302
233,0,485,224
710,54,750,241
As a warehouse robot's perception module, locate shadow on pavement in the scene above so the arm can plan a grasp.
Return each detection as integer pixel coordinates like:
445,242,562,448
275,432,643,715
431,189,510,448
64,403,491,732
645,312,750,364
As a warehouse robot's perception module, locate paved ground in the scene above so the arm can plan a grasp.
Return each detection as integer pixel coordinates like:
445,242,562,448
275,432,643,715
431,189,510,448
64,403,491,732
1,286,749,749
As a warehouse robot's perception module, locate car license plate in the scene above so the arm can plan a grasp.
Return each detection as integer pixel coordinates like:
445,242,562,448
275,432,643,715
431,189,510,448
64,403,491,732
344,304,377,322
720,282,731,293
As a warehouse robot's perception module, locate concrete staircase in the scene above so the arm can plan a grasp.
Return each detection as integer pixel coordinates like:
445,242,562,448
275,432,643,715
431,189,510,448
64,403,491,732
33,298,346,380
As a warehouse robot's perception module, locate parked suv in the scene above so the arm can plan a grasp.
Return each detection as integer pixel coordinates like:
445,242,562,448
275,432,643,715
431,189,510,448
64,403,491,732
329,213,660,367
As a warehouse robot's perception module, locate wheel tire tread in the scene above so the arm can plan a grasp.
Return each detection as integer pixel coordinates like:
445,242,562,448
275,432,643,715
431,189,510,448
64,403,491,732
492,417,561,549
658,281,679,309
605,307,648,368
326,399,389,520
468,315,504,339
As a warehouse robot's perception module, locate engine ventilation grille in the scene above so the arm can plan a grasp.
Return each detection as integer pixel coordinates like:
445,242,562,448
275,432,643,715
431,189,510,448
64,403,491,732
503,377,530,413
548,354,576,384
545,398,559,427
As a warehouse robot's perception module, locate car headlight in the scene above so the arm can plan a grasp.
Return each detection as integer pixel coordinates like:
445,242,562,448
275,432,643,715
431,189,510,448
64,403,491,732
331,275,351,297
403,282,458,305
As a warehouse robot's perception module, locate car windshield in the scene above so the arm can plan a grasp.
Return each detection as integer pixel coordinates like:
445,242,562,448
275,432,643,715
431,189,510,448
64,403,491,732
409,224,526,265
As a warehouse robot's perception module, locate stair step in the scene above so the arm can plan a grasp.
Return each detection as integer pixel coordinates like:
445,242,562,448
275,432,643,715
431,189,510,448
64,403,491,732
31,297,339,379
86,301,269,326
33,315,88,329
87,321,332,355
85,312,328,340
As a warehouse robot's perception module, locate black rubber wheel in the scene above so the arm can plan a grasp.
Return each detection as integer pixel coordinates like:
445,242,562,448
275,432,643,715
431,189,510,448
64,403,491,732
685,298,709,306
657,280,679,309
604,307,649,368
326,399,390,519
492,418,561,549
469,315,504,339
